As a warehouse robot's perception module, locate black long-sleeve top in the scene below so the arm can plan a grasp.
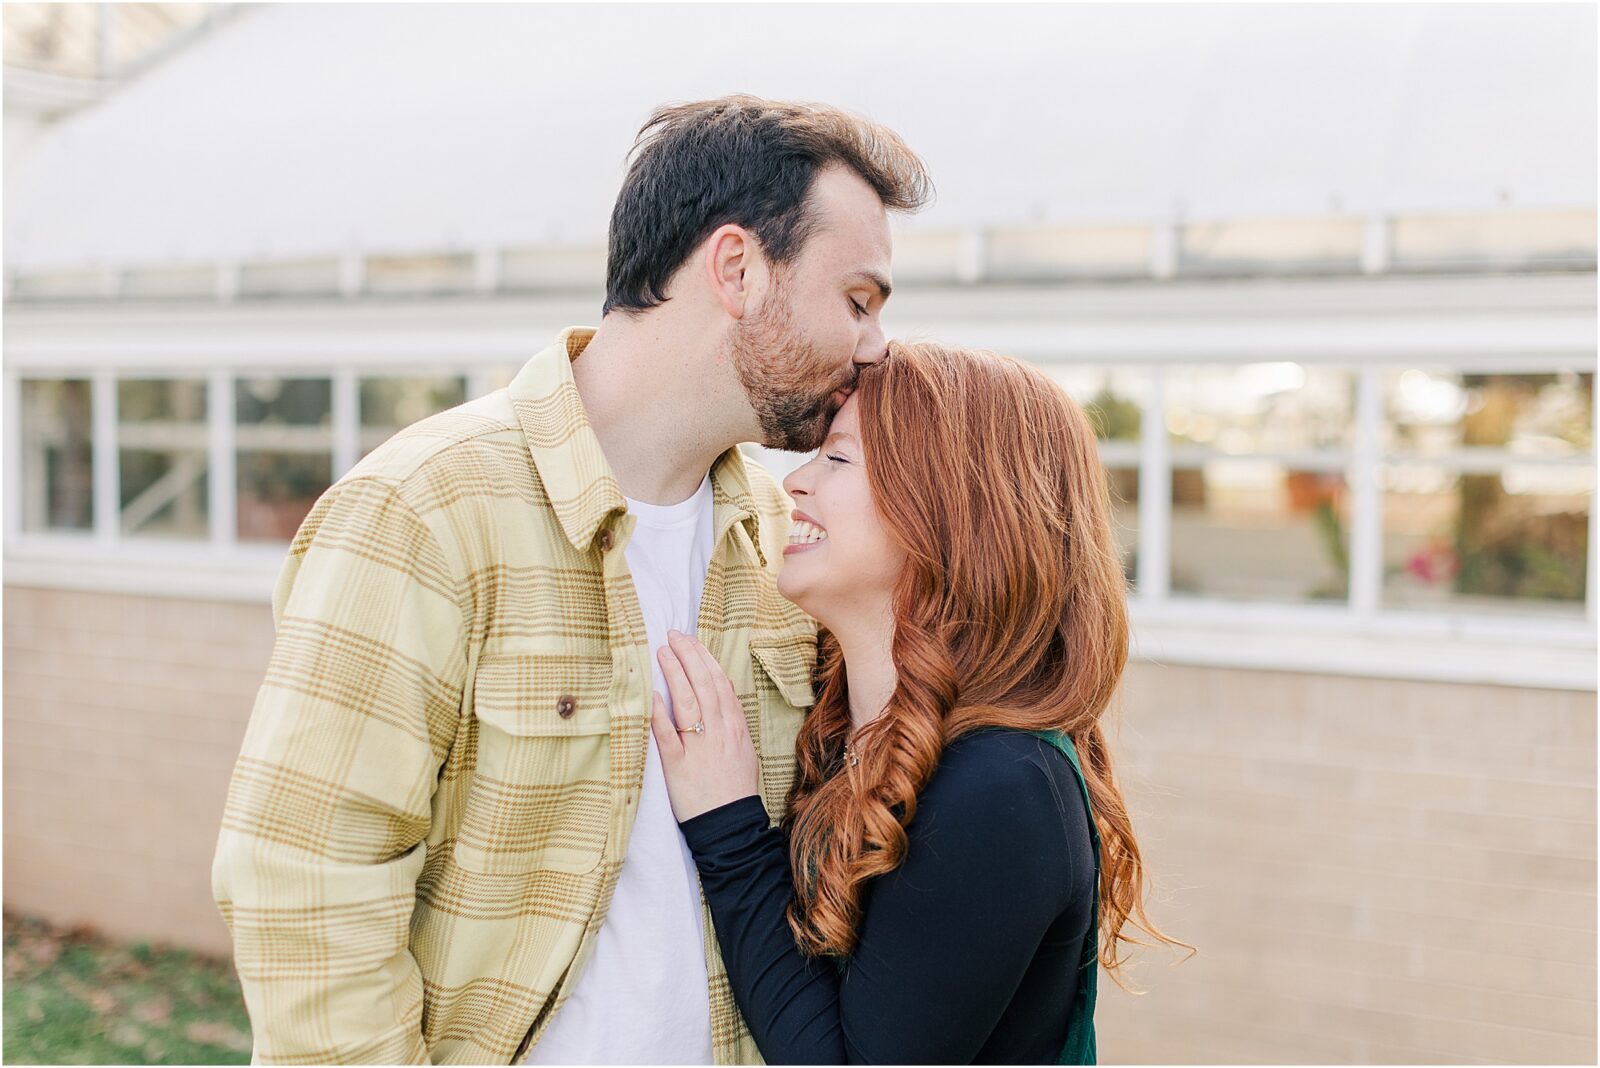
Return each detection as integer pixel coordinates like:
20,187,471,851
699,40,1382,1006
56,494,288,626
679,730,1096,1065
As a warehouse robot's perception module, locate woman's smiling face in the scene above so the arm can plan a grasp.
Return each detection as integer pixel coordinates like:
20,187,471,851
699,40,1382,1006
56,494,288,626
778,393,904,626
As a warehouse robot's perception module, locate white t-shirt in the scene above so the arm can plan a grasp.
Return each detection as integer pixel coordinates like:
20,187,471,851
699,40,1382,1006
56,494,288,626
523,473,717,1065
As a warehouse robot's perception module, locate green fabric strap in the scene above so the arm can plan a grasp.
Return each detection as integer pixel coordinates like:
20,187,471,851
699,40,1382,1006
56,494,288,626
1026,728,1101,1066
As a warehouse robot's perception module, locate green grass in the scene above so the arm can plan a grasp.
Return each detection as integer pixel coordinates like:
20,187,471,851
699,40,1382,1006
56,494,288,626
3,911,252,1065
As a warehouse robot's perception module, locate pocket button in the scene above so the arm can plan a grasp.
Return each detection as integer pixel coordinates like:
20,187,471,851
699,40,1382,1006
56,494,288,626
556,695,577,719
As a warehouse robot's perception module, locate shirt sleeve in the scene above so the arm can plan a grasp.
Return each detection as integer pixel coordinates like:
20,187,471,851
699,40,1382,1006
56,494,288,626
681,739,1076,1065
211,478,468,1065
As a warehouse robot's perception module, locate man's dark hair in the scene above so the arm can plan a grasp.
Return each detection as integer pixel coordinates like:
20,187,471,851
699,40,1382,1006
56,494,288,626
603,95,932,316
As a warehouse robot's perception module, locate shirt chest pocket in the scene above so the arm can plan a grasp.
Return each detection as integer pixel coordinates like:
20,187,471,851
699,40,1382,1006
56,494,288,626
454,653,613,876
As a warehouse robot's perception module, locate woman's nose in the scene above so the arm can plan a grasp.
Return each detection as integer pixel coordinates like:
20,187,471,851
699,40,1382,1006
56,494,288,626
783,464,810,499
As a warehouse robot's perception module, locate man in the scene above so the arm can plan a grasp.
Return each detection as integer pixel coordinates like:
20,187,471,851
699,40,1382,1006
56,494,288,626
212,95,930,1065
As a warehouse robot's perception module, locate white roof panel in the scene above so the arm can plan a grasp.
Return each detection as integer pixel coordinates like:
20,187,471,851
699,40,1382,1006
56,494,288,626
6,2,1595,269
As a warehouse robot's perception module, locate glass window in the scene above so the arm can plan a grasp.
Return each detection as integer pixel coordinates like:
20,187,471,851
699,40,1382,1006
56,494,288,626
11,270,106,301
1385,370,1593,458
1167,364,1354,453
1048,367,1147,443
20,379,94,533
1104,465,1139,584
1391,211,1597,272
121,265,213,301
1049,367,1146,582
365,254,476,296
1164,365,1353,603
1171,460,1350,603
1179,218,1363,276
987,224,1152,281
1382,463,1591,616
118,379,209,539
236,377,333,543
358,376,468,456
239,258,342,299
499,246,608,292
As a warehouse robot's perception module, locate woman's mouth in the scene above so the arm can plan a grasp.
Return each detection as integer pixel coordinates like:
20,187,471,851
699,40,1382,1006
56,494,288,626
784,516,828,555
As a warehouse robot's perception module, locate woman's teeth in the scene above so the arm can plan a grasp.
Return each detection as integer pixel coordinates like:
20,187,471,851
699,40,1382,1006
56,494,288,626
787,520,828,545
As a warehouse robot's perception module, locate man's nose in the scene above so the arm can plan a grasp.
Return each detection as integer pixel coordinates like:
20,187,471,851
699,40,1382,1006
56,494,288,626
855,324,888,367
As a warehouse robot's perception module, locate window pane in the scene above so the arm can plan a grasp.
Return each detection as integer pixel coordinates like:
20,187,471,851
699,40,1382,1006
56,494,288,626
1383,464,1591,616
1047,367,1147,442
359,376,468,456
118,379,209,539
1178,217,1363,276
20,379,94,532
1106,465,1139,584
236,377,333,542
1171,461,1349,603
365,254,475,296
1385,370,1594,458
1167,364,1354,452
987,224,1153,281
1046,368,1144,584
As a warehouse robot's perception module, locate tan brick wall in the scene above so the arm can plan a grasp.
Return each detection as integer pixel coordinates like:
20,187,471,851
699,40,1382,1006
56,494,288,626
3,584,1595,1061
1097,664,1597,1064
3,585,276,957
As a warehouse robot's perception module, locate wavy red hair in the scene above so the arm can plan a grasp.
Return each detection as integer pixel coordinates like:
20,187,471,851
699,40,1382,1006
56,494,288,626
782,340,1192,984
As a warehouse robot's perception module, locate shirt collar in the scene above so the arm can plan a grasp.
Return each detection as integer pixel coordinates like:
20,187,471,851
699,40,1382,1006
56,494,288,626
509,327,765,561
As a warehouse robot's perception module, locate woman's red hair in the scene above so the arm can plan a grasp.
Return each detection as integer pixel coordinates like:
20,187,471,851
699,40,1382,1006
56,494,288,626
783,340,1192,984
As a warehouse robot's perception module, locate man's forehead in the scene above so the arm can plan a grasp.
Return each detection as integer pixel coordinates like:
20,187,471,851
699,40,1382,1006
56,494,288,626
806,170,893,249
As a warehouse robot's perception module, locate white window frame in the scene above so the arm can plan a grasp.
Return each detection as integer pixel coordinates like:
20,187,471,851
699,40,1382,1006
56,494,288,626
5,285,1593,690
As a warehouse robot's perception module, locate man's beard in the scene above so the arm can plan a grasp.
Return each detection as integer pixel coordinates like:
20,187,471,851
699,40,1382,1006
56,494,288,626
729,283,852,453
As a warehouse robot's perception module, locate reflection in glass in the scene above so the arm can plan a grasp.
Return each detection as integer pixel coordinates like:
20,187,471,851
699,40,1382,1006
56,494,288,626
1385,369,1594,457
1171,461,1349,603
236,377,333,542
21,379,94,532
1105,466,1139,584
1167,364,1353,452
1047,367,1146,442
119,379,208,539
1043,369,1142,585
1383,464,1591,616
359,376,468,456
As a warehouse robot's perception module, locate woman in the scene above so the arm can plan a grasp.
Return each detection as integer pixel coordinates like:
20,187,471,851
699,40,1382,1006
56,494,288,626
651,341,1190,1064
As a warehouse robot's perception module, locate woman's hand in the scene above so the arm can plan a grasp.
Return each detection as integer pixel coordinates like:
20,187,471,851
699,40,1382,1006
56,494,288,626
650,629,761,822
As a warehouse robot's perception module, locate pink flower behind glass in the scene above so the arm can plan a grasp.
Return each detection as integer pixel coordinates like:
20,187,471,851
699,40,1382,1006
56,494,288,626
1406,540,1459,584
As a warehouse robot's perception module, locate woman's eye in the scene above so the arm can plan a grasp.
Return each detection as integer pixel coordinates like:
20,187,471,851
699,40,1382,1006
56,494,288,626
826,453,850,465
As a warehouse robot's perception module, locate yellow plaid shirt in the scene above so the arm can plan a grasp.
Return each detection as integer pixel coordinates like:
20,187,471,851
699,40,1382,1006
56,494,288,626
213,328,817,1064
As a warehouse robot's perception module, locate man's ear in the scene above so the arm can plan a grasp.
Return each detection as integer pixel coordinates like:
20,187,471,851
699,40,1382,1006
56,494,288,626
704,224,754,320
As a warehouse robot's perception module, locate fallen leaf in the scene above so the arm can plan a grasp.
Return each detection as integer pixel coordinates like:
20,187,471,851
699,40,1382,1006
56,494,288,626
109,1022,146,1047
132,996,172,1024
85,987,119,1014
184,1021,252,1052
25,939,60,967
